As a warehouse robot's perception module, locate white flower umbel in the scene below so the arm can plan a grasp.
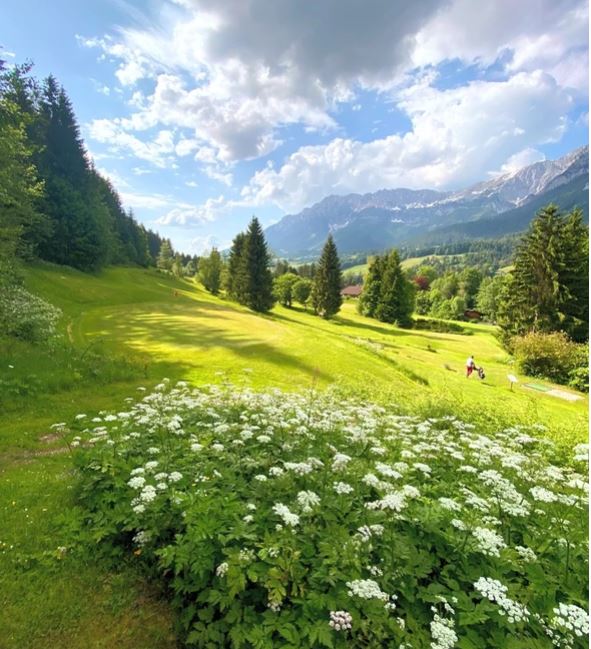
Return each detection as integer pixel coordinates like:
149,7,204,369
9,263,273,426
472,527,506,558
551,603,589,638
333,482,354,495
329,610,352,632
430,614,458,649
216,562,229,578
474,577,529,623
272,503,300,527
297,491,320,513
127,476,146,490
346,579,389,601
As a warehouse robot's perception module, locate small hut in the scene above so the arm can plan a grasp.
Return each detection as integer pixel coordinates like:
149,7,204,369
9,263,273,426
340,285,363,298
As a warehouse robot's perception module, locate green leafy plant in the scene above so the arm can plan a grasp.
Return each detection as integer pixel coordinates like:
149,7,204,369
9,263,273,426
72,381,589,648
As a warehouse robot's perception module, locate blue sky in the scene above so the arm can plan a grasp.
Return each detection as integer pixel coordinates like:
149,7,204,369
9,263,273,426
3,0,588,253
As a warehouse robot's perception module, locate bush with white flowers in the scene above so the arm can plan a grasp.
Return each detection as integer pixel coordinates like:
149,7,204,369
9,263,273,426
72,381,589,648
0,283,61,342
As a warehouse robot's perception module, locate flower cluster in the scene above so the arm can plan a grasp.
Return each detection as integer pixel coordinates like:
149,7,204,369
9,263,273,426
329,610,352,632
72,382,588,649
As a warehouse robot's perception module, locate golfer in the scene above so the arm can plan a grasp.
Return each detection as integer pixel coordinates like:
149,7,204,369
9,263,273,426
466,355,475,378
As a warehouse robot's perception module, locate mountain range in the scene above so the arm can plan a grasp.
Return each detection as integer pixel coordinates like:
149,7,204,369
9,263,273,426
265,146,589,257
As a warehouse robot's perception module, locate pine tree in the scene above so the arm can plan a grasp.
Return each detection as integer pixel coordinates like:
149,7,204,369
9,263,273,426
374,249,415,326
560,207,589,342
242,217,275,312
499,204,589,342
312,235,342,318
358,255,384,317
157,240,174,271
225,232,247,300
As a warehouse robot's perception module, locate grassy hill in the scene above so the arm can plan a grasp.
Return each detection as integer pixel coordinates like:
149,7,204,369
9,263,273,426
1,263,587,648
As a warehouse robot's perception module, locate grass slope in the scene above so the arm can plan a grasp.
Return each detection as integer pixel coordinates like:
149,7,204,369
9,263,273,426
1,262,587,647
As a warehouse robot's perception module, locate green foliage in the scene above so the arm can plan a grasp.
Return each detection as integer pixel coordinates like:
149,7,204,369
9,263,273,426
198,249,223,295
273,273,300,307
0,283,61,343
374,249,415,327
499,205,589,343
476,276,506,323
413,318,467,334
568,367,589,393
75,383,589,649
242,217,275,312
0,64,170,272
157,240,174,271
292,278,313,308
359,251,415,327
311,235,342,319
357,255,384,317
512,331,588,386
225,232,247,300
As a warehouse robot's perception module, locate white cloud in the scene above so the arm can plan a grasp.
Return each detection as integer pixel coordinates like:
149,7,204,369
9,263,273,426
496,148,546,175
120,191,176,210
241,71,571,212
157,194,226,224
79,1,443,162
190,234,221,254
88,120,175,167
79,0,586,213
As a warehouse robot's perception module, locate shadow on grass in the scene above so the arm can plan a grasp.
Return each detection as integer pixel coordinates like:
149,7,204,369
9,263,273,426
102,307,331,383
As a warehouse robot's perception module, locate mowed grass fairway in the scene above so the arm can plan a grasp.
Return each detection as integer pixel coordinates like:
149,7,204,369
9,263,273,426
0,262,587,648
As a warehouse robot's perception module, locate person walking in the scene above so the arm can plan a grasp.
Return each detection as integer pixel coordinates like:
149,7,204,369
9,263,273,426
466,355,475,378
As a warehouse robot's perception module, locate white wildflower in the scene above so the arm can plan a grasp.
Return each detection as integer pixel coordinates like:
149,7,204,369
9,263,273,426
333,482,354,495
272,503,300,527
329,610,352,632
297,490,320,513
346,579,389,601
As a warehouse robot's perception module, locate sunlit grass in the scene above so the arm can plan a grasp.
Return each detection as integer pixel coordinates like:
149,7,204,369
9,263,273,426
0,261,586,647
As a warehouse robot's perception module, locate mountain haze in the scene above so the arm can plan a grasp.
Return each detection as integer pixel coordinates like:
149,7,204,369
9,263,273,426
265,146,589,256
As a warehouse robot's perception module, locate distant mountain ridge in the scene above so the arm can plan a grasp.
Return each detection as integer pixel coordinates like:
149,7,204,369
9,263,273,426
265,146,589,256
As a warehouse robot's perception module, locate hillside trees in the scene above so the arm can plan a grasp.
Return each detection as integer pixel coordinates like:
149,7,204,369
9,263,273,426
359,251,415,326
0,71,45,269
374,249,415,326
273,272,299,307
311,235,342,318
198,248,223,294
498,205,589,342
0,62,170,271
225,218,275,312
292,278,313,308
225,232,247,300
157,240,174,271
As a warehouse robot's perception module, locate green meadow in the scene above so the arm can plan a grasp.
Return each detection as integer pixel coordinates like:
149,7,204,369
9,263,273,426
0,262,587,648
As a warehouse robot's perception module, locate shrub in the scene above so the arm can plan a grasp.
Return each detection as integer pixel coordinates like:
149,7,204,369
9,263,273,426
413,318,468,334
0,284,62,343
568,367,589,393
512,332,587,385
73,382,589,649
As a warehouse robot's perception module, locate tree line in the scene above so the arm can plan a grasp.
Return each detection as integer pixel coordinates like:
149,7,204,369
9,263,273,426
0,60,172,273
197,217,344,318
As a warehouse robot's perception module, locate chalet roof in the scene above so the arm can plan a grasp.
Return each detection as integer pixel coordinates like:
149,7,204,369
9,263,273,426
340,285,363,297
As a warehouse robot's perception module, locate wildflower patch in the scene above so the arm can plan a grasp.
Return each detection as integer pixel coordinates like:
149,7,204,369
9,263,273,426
71,381,589,648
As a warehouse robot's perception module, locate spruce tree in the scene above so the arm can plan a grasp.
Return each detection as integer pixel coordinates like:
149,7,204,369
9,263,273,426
358,255,384,317
560,207,589,342
312,234,342,318
374,249,415,326
157,240,174,271
499,204,589,341
242,217,275,312
225,232,247,301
